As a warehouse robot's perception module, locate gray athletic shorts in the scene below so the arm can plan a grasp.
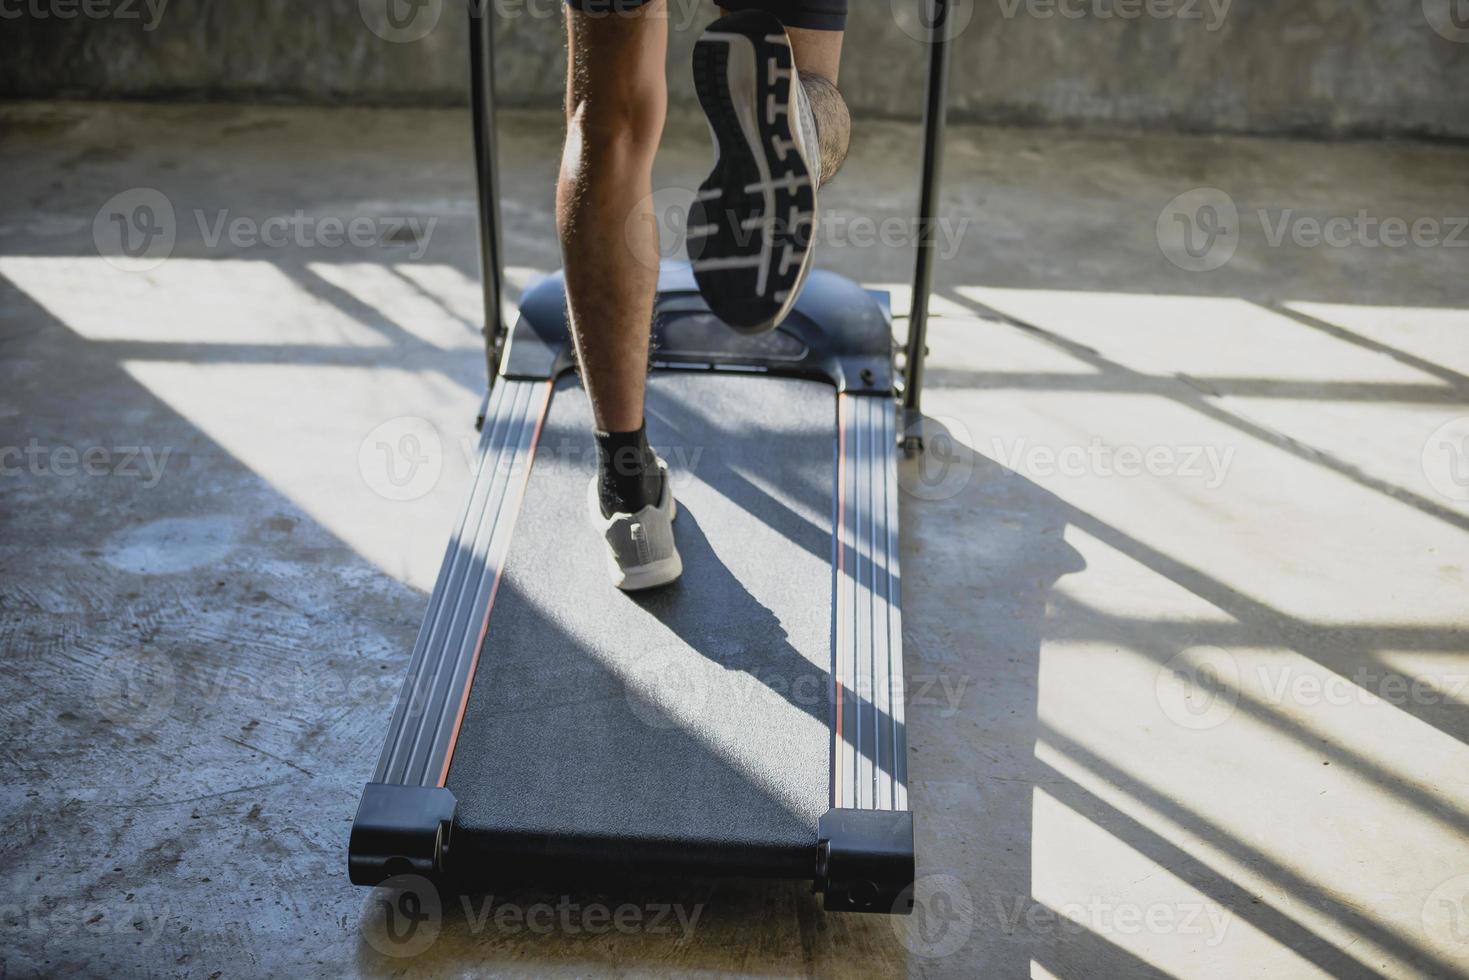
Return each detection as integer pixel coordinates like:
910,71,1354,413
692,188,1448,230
564,0,847,32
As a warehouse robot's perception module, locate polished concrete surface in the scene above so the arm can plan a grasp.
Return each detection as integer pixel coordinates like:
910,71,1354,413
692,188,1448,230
2,102,1468,978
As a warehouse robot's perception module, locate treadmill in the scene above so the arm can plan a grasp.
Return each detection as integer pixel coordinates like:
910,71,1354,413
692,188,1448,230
349,0,954,915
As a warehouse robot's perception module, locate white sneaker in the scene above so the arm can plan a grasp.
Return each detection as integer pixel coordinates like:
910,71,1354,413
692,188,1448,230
587,458,683,591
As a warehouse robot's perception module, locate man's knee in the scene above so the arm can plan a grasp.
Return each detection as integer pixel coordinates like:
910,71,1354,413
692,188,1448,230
570,83,666,155
566,79,667,171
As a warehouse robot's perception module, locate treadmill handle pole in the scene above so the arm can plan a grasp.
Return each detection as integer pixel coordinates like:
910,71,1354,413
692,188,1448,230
902,0,955,455
470,1,508,400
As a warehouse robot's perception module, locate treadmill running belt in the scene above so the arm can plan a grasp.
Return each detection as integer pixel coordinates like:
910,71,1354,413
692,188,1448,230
446,372,836,877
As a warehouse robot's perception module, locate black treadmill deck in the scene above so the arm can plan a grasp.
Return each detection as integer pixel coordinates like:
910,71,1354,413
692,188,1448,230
447,373,834,877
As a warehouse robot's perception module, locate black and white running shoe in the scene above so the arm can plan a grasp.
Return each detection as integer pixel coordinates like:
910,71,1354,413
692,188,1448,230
688,10,821,335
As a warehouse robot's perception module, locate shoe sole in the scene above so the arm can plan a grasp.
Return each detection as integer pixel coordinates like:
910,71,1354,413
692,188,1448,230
688,12,817,335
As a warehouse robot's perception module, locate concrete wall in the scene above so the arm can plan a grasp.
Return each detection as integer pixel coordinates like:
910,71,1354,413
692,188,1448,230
4,0,1469,138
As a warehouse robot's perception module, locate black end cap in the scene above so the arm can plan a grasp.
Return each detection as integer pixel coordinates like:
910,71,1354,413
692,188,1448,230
348,783,457,886
816,808,916,915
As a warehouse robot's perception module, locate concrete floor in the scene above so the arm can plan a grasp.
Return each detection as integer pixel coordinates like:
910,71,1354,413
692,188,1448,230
2,101,1468,978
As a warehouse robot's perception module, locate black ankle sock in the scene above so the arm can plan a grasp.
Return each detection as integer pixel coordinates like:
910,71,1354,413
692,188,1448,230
595,423,661,517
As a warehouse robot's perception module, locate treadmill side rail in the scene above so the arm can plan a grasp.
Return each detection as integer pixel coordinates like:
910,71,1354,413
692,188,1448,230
833,394,908,812
369,378,551,790
348,783,457,886
817,809,916,914
823,393,914,914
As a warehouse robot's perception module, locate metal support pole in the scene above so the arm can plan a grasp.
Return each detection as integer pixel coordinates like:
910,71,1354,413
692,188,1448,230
902,0,954,455
470,1,507,399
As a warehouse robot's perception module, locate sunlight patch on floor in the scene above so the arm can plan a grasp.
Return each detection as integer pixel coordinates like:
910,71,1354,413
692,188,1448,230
1,257,393,347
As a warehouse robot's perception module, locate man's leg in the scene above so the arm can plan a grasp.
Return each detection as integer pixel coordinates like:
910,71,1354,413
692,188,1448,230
559,1,667,434
561,1,683,591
